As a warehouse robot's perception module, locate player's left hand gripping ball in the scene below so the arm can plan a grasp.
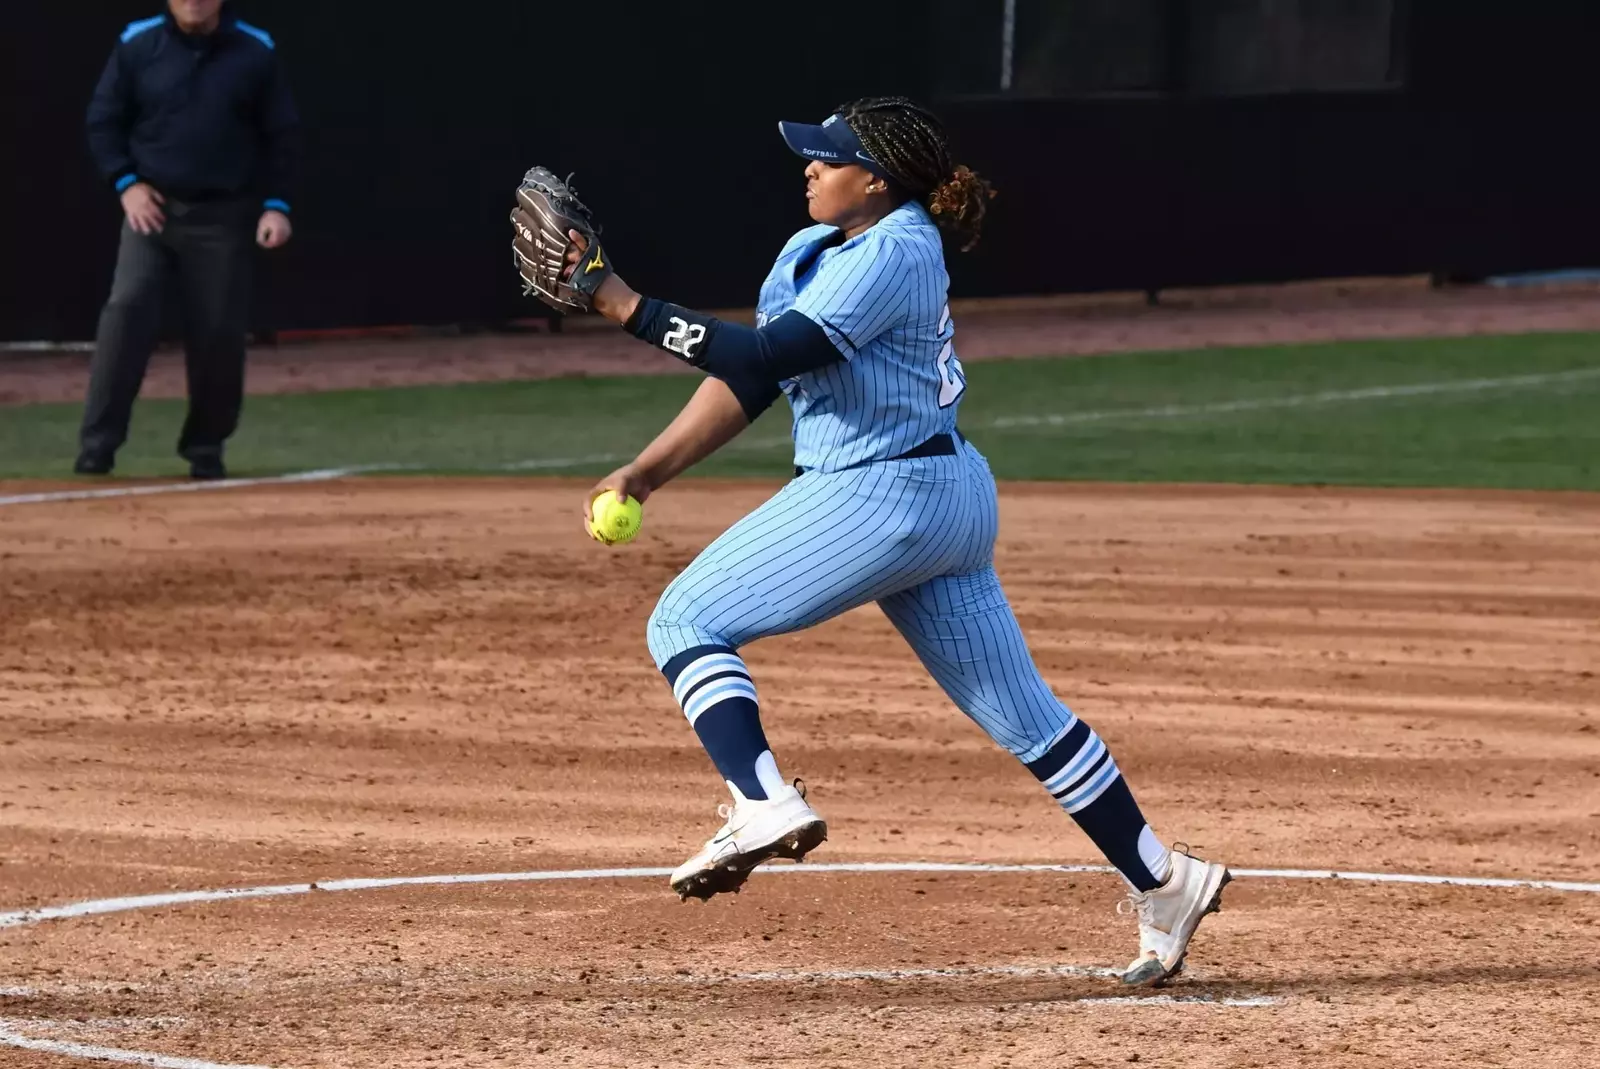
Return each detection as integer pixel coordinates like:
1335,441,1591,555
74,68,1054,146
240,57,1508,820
510,166,612,313
588,491,643,546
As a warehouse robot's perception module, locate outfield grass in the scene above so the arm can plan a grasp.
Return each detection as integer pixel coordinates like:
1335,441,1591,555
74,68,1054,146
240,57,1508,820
3,332,1598,489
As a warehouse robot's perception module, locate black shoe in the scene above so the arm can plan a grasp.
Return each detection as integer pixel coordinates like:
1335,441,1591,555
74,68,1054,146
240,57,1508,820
189,456,228,481
74,452,114,476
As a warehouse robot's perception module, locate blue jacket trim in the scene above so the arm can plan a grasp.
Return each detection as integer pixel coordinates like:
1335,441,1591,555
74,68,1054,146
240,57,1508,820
115,174,140,193
263,198,291,214
121,15,165,43
235,21,275,49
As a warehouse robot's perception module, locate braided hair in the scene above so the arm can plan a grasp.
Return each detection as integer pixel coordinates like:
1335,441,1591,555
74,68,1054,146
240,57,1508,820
837,96,996,252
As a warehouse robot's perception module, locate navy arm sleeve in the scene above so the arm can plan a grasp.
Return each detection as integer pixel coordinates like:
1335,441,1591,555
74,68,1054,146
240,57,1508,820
623,300,842,421
258,52,300,213
86,45,138,193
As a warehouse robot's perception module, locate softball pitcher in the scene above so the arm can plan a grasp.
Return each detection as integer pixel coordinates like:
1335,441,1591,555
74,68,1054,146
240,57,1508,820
509,96,1230,987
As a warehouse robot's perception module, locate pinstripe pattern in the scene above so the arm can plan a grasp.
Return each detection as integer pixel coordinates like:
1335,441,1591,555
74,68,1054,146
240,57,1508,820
878,561,1076,763
647,444,1076,759
647,199,1169,891
757,202,960,474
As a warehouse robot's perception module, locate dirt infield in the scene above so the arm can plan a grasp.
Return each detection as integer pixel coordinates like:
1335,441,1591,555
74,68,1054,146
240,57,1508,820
6,276,1600,406
2,479,1597,1067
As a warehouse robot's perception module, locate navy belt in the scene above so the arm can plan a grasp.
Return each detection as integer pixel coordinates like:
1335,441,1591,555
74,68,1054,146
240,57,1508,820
795,430,962,478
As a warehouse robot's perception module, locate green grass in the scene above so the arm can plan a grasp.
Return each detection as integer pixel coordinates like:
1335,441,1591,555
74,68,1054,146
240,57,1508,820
4,332,1599,489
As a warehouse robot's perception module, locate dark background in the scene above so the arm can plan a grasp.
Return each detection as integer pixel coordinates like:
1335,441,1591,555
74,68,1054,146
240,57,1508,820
4,0,1599,341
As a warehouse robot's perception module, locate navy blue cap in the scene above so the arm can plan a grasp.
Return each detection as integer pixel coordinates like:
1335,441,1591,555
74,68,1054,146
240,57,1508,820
778,113,892,181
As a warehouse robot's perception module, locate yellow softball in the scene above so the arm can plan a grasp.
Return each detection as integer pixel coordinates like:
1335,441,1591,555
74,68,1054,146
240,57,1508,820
588,491,643,545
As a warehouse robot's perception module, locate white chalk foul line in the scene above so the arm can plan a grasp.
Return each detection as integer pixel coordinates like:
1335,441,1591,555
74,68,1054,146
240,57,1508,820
0,1021,269,1069
16,858,1583,1065
3,861,1595,931
494,366,1600,465
0,466,393,508
499,452,632,471
8,366,1597,503
986,366,1600,430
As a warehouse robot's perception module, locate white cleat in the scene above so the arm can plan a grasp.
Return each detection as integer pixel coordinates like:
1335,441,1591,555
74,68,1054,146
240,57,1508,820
670,781,827,901
1120,846,1231,987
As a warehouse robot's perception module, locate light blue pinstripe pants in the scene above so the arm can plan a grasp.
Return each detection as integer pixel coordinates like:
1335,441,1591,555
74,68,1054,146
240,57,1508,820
646,443,1075,762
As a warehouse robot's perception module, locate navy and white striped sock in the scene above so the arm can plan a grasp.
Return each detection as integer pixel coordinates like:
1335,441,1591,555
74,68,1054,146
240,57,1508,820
662,644,788,802
1026,719,1172,892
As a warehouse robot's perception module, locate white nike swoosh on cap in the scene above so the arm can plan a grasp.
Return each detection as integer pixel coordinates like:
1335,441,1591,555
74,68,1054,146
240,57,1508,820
856,151,875,164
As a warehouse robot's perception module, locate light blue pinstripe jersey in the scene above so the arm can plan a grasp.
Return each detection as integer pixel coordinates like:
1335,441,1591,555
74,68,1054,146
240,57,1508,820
649,204,1084,763
755,202,967,473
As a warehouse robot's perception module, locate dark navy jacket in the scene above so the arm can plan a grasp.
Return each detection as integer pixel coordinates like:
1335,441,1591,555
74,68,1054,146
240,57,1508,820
86,5,298,214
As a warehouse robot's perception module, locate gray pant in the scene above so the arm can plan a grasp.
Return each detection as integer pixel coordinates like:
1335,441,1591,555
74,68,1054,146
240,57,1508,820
80,198,255,462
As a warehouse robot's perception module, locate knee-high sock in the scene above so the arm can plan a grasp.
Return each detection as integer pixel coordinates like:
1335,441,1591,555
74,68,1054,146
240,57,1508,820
1026,719,1172,892
661,645,788,802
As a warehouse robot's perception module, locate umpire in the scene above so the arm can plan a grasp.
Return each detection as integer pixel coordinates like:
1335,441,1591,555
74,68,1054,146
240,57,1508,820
79,0,298,480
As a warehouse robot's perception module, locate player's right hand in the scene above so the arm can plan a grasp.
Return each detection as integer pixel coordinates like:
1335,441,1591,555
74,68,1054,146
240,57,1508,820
584,464,654,525
120,183,166,235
